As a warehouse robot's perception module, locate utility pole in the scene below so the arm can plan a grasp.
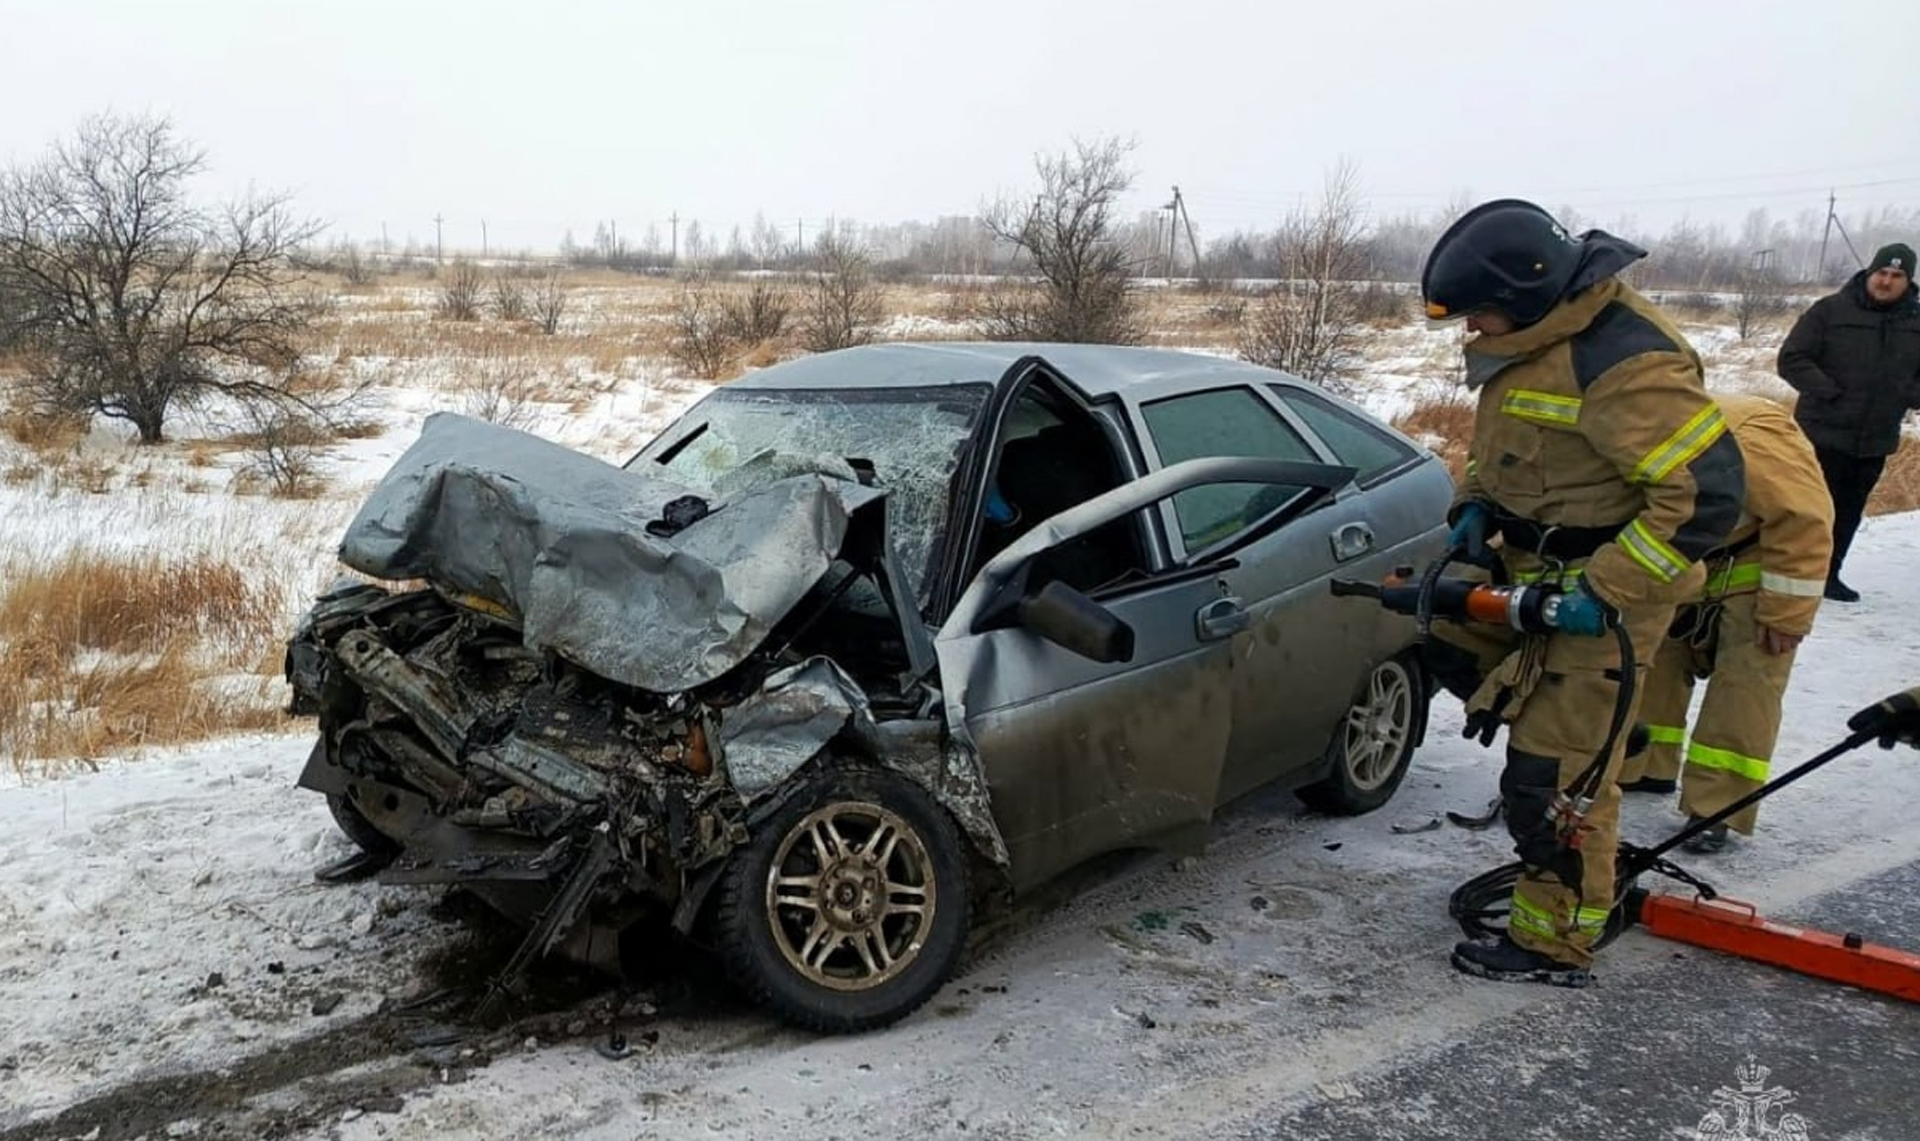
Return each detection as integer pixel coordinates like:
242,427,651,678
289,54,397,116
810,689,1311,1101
796,217,804,255
670,212,680,265
434,214,445,264
1161,193,1178,279
380,221,389,254
1174,187,1201,281
481,219,489,258
1817,191,1834,284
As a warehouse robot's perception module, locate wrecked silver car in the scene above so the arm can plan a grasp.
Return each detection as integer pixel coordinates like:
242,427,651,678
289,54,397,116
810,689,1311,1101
286,343,1452,1032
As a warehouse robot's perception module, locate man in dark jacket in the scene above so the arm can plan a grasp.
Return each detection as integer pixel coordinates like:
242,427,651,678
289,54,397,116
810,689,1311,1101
1777,242,1920,602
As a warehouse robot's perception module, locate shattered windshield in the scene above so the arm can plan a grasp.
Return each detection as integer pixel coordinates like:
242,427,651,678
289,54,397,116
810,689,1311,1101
632,384,993,601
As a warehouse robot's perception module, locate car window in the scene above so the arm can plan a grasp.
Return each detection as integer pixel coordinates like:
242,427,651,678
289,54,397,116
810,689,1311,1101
1140,387,1320,551
1271,386,1417,486
631,383,992,602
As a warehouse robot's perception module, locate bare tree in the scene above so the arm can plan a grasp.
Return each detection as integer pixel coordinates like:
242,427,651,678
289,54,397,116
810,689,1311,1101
798,233,883,353
977,137,1143,344
0,114,323,444
438,257,483,320
531,270,568,335
1238,161,1369,386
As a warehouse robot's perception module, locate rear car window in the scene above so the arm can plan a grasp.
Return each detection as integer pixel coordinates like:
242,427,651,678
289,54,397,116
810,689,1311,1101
1140,387,1318,551
1271,386,1417,486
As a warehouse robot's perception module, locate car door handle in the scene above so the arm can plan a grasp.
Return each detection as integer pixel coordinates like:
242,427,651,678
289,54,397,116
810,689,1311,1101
1329,521,1374,561
1195,597,1250,641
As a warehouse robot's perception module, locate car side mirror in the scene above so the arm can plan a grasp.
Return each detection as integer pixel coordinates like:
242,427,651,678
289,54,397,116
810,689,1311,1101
1017,580,1135,664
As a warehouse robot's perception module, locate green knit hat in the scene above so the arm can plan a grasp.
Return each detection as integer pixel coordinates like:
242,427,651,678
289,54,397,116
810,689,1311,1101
1869,243,1915,276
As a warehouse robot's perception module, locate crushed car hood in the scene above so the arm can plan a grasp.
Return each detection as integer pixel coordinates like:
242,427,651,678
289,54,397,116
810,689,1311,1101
337,412,881,693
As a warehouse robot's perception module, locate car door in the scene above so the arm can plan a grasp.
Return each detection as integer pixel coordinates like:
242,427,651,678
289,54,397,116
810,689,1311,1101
935,457,1347,894
1133,385,1378,802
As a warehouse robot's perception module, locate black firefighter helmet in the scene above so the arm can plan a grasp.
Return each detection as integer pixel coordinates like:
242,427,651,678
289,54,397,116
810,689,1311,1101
1421,199,1584,328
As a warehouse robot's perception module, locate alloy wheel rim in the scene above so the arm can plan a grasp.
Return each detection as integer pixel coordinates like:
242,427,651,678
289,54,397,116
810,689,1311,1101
764,801,936,991
1344,662,1413,790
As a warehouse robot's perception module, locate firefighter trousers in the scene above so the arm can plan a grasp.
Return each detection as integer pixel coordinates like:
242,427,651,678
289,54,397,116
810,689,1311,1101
1429,597,1675,969
1617,591,1794,835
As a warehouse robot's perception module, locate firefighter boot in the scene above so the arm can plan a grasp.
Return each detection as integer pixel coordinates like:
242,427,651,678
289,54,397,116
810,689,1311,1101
1680,816,1730,855
1450,935,1592,988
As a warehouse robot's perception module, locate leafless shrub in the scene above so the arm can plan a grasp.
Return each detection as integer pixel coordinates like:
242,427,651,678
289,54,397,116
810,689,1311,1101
670,275,741,379
230,401,328,498
531,271,569,335
1730,271,1788,340
1237,162,1369,385
1352,282,1409,326
336,240,374,287
438,257,484,321
976,136,1143,344
1203,294,1248,327
799,234,883,353
1667,292,1723,321
492,272,529,322
0,113,322,444
459,351,544,430
721,278,794,345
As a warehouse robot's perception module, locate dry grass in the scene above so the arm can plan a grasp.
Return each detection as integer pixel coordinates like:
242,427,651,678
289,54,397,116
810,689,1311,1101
1393,393,1475,487
0,549,291,773
2,405,90,453
1868,433,1920,516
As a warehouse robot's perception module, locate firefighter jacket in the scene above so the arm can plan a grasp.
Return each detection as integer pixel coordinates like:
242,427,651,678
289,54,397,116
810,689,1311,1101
1458,277,1747,611
1702,394,1833,636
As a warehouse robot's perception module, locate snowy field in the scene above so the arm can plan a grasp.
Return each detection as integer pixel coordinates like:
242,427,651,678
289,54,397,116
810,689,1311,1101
2,289,1916,1139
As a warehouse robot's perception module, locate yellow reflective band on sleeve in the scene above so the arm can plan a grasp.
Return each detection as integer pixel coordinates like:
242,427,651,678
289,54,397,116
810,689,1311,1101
1759,570,1827,597
1646,724,1686,746
1509,894,1559,939
1617,518,1687,583
1573,907,1612,936
1634,404,1727,484
1466,456,1478,478
1500,389,1584,427
1703,561,1762,595
1686,742,1770,783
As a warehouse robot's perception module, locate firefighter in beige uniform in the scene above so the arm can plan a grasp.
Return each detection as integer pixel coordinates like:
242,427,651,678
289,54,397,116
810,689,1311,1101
1617,395,1833,853
1420,200,1746,987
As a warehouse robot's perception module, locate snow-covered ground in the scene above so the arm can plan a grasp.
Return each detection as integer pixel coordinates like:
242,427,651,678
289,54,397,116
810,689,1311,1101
4,513,1918,1139
4,304,1918,1138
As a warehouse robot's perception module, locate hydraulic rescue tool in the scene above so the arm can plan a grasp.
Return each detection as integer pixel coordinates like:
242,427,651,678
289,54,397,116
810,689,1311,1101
1334,552,1920,1004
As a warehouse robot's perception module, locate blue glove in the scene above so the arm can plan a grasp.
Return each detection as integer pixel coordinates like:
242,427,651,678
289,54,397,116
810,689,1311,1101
1447,501,1492,560
1551,581,1616,637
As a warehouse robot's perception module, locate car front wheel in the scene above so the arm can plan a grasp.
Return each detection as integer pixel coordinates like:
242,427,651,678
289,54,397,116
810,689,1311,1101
1298,654,1423,814
714,761,969,1033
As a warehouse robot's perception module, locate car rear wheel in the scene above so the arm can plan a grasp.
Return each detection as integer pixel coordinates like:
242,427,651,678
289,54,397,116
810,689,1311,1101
714,760,969,1033
1298,654,1422,814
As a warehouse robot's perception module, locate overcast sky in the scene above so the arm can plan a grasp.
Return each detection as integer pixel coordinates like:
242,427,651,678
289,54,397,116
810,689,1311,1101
2,0,1914,254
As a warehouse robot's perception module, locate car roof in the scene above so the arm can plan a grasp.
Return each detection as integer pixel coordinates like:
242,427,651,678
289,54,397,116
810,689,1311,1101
722,341,1313,401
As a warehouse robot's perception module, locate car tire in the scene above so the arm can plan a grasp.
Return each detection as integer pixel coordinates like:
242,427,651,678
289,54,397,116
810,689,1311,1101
328,790,401,857
713,759,969,1033
1298,654,1423,815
